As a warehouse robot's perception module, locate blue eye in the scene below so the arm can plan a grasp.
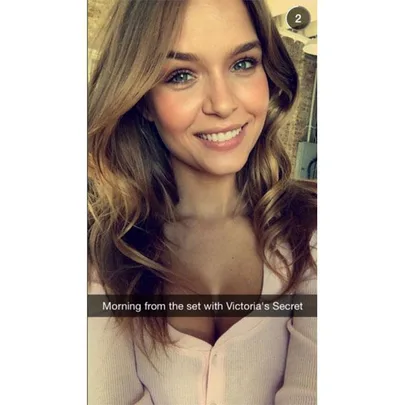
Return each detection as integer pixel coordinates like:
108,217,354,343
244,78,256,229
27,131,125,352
164,57,259,86
166,70,194,85
232,58,258,71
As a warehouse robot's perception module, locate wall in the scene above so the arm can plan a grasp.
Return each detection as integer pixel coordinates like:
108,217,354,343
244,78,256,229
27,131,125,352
266,0,317,20
278,37,317,171
88,0,111,46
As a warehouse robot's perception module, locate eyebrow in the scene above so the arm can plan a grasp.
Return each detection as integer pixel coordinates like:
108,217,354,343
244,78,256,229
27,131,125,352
167,40,262,62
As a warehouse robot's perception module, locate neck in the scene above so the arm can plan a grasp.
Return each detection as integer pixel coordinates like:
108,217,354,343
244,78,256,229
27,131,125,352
172,159,242,221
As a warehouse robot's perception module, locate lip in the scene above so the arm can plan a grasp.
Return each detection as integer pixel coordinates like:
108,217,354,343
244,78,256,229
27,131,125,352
195,123,248,152
195,123,245,136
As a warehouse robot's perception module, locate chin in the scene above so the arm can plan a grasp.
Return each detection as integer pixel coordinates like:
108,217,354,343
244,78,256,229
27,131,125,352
200,159,248,177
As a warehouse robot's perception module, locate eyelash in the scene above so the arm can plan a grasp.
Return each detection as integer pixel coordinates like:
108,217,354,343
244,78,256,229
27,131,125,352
165,57,259,86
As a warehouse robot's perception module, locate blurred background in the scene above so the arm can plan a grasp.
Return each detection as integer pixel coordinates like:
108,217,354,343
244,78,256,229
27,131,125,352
88,0,317,181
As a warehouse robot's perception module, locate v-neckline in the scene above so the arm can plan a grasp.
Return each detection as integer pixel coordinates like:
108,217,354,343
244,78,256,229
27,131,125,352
167,263,270,350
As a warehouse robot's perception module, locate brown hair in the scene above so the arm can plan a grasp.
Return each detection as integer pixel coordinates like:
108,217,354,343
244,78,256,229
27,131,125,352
88,0,316,352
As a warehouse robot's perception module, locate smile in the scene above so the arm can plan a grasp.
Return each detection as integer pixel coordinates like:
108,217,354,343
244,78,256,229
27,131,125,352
196,127,243,143
194,123,248,151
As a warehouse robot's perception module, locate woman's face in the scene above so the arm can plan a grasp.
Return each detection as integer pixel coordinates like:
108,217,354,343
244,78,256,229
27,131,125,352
147,0,269,176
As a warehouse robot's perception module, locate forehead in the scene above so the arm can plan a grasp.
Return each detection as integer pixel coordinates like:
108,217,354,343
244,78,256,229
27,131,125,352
174,0,258,52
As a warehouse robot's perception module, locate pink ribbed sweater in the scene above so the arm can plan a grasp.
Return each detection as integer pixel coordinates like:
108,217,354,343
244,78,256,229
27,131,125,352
88,246,317,405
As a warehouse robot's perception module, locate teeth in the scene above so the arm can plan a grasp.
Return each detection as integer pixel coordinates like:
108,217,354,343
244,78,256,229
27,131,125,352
198,127,243,142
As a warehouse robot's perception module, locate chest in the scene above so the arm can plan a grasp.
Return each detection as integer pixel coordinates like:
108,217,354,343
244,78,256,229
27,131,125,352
136,316,289,405
163,218,264,345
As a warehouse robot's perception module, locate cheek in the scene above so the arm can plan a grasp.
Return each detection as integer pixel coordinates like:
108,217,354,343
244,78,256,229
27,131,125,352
237,72,269,116
149,90,199,136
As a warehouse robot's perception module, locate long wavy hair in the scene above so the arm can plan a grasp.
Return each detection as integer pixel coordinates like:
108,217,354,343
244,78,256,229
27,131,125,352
88,0,317,351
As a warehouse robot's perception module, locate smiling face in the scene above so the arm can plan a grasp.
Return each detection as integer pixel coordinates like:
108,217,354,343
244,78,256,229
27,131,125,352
146,0,269,176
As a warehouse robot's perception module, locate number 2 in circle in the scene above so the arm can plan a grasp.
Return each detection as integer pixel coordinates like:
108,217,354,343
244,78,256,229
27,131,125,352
286,6,311,30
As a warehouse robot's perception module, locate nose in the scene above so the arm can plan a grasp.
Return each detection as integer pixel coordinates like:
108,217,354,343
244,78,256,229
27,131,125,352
202,76,238,118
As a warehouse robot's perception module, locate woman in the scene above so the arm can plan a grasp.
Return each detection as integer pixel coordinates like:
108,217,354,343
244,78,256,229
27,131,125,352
88,0,317,404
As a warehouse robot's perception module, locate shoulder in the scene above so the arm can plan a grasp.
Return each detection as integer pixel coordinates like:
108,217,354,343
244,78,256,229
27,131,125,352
88,281,106,295
88,263,107,295
310,230,317,262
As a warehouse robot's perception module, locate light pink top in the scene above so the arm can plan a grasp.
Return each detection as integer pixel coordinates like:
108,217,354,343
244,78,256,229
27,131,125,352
88,245,317,405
